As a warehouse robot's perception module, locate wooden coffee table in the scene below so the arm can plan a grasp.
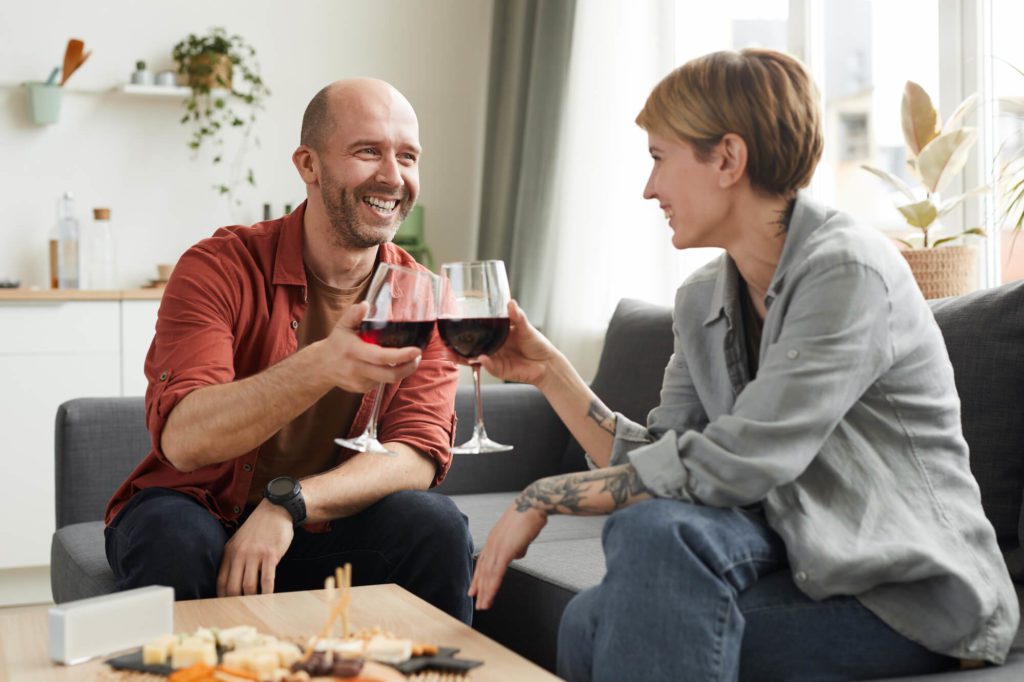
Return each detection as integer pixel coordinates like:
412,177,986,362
0,584,560,681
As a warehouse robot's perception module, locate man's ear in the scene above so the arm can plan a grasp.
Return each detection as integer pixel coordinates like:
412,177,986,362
716,133,748,189
292,145,319,185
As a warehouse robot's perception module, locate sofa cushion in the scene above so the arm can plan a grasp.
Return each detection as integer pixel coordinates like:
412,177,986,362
560,298,675,472
450,492,606,553
50,521,115,603
929,281,1024,554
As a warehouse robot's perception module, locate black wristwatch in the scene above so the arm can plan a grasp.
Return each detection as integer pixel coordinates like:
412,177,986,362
264,476,307,525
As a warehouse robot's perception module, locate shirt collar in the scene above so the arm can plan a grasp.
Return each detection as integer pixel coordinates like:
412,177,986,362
272,200,309,287
703,191,827,327
704,256,742,328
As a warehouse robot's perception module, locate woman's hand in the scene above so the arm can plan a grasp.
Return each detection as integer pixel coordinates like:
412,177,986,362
468,500,548,610
469,300,561,388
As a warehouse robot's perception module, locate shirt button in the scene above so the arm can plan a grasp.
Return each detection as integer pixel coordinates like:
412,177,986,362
291,319,299,330
242,463,252,472
786,349,800,360
795,570,808,582
233,505,241,514
159,371,168,381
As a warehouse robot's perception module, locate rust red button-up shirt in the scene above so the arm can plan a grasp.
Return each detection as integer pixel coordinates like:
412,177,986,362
105,202,458,527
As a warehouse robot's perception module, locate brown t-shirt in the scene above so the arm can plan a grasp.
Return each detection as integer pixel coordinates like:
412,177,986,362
246,266,372,503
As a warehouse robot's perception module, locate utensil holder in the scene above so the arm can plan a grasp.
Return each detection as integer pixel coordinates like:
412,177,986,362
26,82,63,125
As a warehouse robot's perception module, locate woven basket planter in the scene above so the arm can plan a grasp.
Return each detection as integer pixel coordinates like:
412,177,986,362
901,245,977,299
187,52,232,91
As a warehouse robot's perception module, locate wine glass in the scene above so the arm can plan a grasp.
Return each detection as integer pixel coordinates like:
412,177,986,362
335,263,440,456
439,260,514,454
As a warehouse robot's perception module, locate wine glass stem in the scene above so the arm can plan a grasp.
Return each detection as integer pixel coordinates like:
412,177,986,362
366,382,386,441
472,362,487,438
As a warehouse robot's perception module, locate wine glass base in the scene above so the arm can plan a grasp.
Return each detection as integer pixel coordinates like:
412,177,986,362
451,434,514,454
335,436,397,456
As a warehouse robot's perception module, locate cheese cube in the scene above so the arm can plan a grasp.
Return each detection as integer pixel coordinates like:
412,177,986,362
364,635,412,664
171,636,218,668
142,633,176,665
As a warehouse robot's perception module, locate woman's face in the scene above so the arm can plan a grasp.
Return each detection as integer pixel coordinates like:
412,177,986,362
643,132,729,250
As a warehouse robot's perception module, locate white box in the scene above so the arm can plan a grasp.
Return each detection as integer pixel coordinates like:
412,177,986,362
49,585,174,664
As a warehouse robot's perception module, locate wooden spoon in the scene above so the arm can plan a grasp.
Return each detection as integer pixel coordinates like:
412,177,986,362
60,39,84,86
63,50,92,85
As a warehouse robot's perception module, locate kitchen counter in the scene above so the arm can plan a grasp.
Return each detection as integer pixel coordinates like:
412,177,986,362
0,288,163,301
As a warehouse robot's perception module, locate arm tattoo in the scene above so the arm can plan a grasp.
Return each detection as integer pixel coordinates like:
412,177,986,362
515,464,652,515
586,399,617,436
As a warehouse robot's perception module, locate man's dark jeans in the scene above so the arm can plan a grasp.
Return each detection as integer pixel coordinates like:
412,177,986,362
105,487,474,623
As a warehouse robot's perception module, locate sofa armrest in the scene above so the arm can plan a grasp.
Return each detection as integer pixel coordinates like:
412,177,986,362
435,383,571,495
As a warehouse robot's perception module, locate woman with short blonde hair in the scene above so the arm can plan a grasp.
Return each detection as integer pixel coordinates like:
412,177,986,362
459,49,1018,680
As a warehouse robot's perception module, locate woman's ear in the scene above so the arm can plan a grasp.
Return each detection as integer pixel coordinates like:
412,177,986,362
292,145,319,185
716,133,748,189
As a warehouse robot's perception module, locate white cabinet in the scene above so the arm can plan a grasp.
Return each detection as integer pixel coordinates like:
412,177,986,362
121,300,160,396
0,298,159,569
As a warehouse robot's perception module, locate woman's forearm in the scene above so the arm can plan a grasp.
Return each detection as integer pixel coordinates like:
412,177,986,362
515,464,653,516
537,353,618,467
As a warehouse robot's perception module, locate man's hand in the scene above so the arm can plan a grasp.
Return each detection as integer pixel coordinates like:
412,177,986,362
319,301,424,394
217,500,294,597
468,501,548,610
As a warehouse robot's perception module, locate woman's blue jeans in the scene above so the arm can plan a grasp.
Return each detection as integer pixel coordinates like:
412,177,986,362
557,500,956,681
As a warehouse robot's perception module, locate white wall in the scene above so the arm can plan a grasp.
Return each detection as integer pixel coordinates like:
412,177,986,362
0,0,493,289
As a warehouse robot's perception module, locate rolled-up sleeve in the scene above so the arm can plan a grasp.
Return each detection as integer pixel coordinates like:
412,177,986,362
377,328,459,485
144,246,240,463
630,261,894,507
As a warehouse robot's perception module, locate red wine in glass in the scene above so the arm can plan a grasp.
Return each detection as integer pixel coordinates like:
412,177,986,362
437,317,510,358
359,319,435,350
440,260,514,454
335,263,440,456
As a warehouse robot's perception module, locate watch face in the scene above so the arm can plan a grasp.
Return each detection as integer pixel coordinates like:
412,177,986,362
268,477,295,498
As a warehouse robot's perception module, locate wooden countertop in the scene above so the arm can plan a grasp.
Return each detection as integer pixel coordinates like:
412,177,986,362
0,288,163,301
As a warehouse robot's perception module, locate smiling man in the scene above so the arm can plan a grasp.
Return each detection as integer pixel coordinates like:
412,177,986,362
104,79,472,622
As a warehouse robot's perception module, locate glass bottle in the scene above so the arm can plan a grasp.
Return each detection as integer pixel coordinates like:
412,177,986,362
85,207,116,290
56,192,80,290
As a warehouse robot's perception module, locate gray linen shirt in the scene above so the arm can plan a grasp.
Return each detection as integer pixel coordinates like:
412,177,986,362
609,192,1019,663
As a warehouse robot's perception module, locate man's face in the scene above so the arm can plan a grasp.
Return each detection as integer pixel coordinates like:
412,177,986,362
317,96,421,249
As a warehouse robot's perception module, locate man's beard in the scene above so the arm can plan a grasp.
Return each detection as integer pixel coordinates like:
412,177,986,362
322,173,413,249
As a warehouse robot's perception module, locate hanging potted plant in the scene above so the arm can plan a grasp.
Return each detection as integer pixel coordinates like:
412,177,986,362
862,81,987,299
172,27,270,202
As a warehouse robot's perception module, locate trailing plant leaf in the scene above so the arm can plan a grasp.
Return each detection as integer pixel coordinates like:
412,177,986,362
173,27,270,204
901,81,940,156
861,164,918,201
937,185,990,218
897,199,938,230
917,127,977,194
943,93,979,132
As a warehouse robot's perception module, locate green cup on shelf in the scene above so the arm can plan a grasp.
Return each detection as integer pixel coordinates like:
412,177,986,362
25,82,63,125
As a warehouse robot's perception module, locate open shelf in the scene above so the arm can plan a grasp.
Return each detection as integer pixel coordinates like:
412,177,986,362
116,83,191,97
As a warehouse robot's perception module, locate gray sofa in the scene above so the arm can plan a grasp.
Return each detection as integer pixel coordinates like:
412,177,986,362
52,283,1024,679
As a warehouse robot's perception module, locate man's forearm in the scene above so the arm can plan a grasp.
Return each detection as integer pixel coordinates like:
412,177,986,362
515,464,652,516
162,341,334,471
301,442,436,523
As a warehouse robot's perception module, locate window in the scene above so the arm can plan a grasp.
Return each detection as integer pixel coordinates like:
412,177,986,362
989,0,1024,282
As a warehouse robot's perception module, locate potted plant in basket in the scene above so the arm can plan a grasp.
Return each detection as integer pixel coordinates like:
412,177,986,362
172,27,270,202
862,81,986,299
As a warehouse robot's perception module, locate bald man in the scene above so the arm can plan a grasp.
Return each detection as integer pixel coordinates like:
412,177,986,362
104,79,472,622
